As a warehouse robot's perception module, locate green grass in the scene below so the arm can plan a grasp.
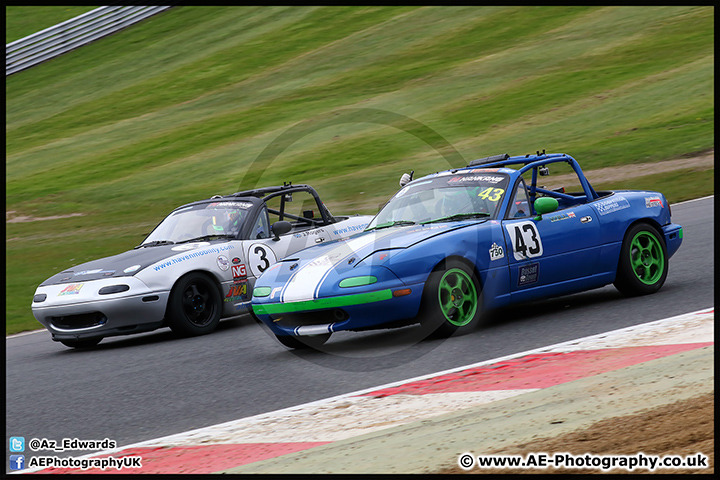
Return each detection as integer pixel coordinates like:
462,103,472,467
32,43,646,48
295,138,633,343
6,6,714,334
595,168,714,205
5,6,99,43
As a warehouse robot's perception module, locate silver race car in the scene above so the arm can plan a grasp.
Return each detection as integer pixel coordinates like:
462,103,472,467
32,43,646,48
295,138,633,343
31,184,372,348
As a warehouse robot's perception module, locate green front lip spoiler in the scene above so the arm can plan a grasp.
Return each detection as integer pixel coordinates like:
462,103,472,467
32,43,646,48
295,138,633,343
253,289,393,315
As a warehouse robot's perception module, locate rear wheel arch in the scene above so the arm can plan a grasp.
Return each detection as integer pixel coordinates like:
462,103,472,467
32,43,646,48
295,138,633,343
627,217,665,239
609,218,666,276
613,220,668,296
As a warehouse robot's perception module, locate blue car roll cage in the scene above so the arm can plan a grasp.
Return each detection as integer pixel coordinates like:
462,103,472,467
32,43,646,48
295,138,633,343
467,152,600,212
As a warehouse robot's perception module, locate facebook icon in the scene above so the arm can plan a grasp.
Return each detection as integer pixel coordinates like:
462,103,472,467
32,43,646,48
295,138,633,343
10,455,25,470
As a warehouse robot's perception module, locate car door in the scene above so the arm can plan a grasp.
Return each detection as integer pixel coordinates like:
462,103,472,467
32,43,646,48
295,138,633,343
244,191,334,279
502,177,602,302
243,206,295,280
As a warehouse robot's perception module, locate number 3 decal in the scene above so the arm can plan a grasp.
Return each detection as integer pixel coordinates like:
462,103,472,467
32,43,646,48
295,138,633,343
248,243,277,277
505,221,543,261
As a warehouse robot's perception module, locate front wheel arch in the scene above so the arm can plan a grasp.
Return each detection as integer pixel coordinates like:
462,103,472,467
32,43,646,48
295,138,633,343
165,271,223,337
419,257,484,338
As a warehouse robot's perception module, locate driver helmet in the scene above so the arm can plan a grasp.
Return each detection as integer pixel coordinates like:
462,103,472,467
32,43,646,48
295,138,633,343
212,210,242,234
441,187,475,215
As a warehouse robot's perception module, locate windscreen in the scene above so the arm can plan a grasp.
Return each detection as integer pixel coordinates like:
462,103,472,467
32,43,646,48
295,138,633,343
141,200,254,245
367,172,510,229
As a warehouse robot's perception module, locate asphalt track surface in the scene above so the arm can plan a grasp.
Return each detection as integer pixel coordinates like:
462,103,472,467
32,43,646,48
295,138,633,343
5,197,713,467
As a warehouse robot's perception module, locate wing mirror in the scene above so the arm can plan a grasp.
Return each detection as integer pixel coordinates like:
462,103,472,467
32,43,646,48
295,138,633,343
533,197,559,221
271,220,292,241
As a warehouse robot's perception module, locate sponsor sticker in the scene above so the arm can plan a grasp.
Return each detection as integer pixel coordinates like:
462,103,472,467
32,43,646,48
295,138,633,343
489,242,505,261
594,196,630,216
293,228,326,238
266,263,282,273
224,283,248,302
216,255,229,271
448,175,504,184
154,245,235,271
232,264,247,281
73,269,115,276
548,211,576,223
171,242,211,252
208,201,253,209
518,263,539,286
58,284,84,296
645,196,663,208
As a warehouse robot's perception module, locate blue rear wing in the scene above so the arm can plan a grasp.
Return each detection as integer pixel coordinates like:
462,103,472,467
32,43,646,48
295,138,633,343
466,152,599,203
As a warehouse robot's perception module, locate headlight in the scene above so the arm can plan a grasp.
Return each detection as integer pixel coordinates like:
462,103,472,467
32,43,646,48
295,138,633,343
98,285,130,295
33,294,47,303
339,276,378,288
253,287,272,297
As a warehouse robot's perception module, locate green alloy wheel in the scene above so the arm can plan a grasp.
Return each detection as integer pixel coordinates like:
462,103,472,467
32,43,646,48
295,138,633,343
438,268,478,327
614,223,668,296
420,259,482,338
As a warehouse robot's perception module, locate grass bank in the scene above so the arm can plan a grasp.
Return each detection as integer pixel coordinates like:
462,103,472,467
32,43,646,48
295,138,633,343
6,6,714,334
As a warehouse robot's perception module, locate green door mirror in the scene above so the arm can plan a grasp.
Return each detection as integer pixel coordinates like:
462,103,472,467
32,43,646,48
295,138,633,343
534,197,559,220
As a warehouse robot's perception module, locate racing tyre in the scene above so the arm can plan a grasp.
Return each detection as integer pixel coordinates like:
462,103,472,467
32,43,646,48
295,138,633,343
166,273,222,337
420,259,482,338
613,223,668,296
275,333,331,349
60,337,102,349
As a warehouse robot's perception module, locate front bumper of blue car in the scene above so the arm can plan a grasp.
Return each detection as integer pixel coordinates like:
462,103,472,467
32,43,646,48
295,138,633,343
252,283,425,336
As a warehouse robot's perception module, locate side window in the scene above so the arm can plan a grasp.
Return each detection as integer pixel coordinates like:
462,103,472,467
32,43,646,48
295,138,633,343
252,206,270,239
508,178,531,218
265,191,323,233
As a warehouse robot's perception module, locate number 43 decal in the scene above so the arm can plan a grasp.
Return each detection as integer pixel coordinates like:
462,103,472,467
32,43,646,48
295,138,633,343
505,221,543,261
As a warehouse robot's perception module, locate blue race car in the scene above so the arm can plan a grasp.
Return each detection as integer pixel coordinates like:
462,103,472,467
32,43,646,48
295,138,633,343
251,152,683,349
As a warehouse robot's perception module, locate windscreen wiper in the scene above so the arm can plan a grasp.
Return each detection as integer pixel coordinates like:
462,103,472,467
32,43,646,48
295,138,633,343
135,240,175,249
175,234,235,244
420,212,490,225
365,220,416,231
